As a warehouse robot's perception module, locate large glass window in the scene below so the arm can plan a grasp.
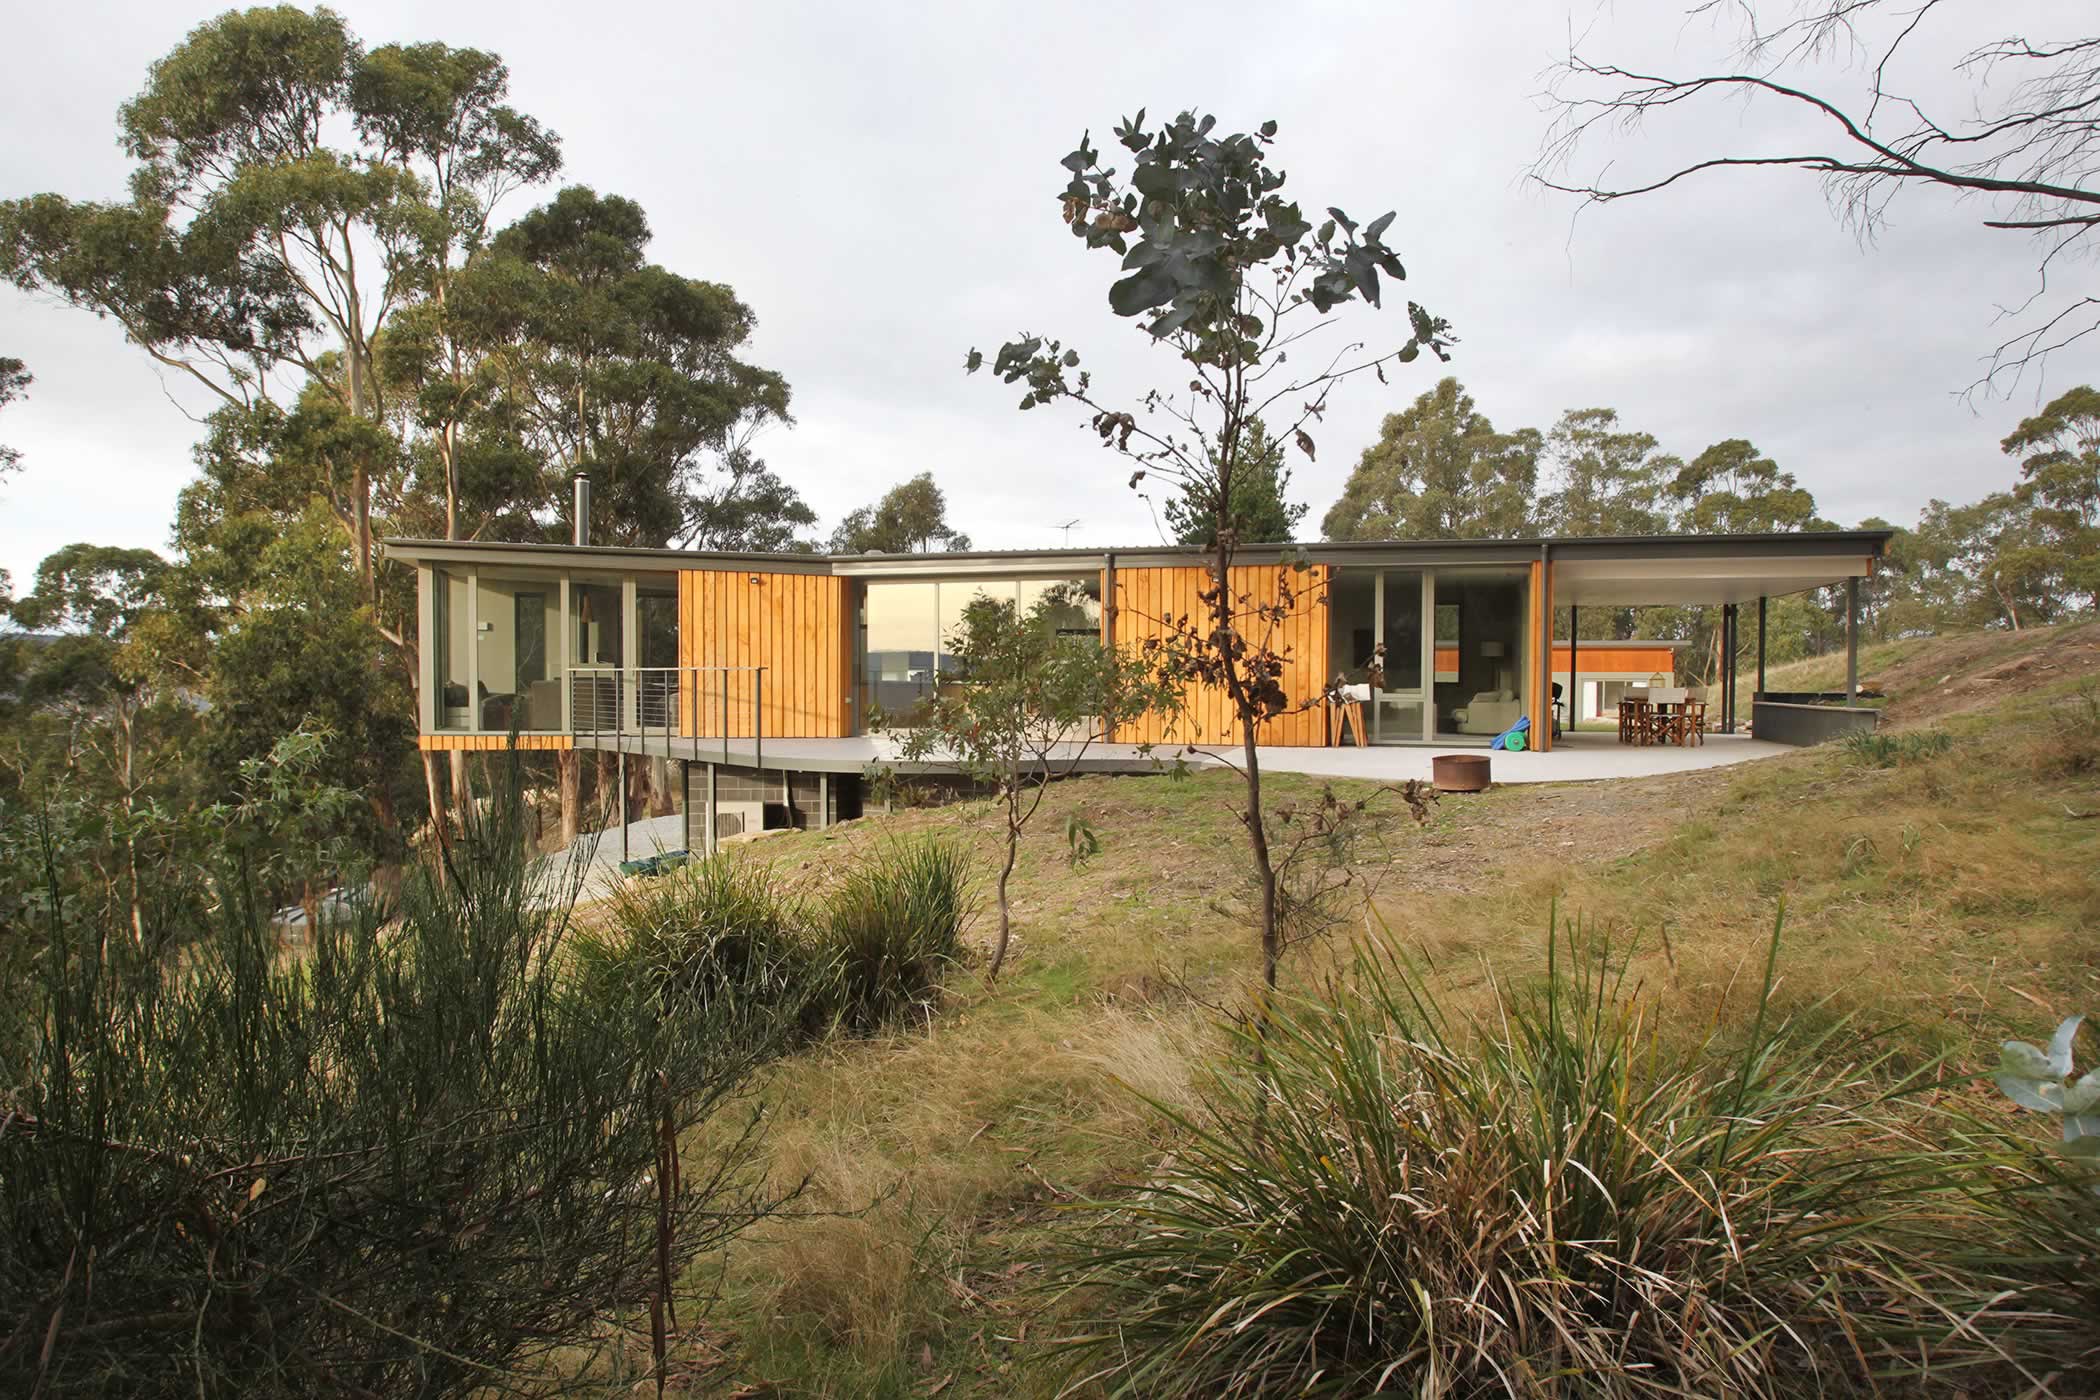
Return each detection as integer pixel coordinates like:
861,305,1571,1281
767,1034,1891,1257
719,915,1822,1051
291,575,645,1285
1019,576,1103,638
569,580,624,733
938,580,1018,675
434,569,471,731
1433,569,1529,738
571,582,623,668
474,574,562,731
858,575,1102,728
861,581,940,723
636,576,680,728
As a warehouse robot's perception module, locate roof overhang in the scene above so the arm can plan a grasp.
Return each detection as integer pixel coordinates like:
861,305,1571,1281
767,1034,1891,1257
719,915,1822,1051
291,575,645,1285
1551,546,1879,607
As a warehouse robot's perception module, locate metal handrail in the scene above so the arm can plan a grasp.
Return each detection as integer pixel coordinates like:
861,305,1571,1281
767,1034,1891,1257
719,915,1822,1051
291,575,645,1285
565,665,768,767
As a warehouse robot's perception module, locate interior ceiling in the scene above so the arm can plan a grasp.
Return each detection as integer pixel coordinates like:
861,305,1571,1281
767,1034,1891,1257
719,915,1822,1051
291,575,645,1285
1552,555,1874,608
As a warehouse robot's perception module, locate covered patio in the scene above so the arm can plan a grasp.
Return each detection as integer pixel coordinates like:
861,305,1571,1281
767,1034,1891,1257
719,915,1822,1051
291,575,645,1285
1543,533,1878,751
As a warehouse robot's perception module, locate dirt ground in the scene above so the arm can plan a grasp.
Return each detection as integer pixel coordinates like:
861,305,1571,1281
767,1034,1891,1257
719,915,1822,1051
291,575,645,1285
1872,620,2100,726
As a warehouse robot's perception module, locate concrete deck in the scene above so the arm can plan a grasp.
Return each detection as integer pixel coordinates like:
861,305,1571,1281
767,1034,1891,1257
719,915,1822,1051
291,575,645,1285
576,728,1790,785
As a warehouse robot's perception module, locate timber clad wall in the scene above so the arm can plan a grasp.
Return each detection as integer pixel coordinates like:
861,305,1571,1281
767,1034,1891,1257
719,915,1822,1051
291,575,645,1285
1109,564,1332,748
677,569,852,738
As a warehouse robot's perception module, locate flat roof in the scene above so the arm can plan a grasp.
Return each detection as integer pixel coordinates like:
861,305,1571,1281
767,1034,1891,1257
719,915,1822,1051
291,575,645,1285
382,528,1891,603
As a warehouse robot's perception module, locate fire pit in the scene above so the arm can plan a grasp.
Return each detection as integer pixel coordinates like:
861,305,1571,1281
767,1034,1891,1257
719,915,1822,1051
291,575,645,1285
1432,753,1491,793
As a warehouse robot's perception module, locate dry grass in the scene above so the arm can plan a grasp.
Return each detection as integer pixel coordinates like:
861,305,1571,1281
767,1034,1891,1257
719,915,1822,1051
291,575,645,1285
652,625,2100,1397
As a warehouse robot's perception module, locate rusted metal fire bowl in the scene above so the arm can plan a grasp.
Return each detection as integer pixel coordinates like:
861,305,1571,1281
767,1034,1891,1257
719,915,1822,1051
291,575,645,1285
1431,753,1491,793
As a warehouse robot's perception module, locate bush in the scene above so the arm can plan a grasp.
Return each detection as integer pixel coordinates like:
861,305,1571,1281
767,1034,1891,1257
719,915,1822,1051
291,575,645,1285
1047,917,2056,1399
576,852,832,1042
1843,728,1953,767
2028,681,2100,779
817,837,974,1033
0,754,793,1398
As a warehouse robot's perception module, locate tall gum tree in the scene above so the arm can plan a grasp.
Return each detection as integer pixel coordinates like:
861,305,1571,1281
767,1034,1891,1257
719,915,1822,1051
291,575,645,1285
0,6,560,842
970,110,1451,992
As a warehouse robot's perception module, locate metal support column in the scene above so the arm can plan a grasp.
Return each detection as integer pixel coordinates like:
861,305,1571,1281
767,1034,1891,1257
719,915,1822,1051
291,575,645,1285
681,760,692,853
619,749,629,863
1725,605,1738,733
819,773,831,830
1567,604,1579,735
1845,576,1861,700
1757,595,1767,697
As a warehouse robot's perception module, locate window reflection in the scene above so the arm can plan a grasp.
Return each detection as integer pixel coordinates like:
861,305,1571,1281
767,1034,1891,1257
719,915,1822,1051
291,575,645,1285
858,576,1102,728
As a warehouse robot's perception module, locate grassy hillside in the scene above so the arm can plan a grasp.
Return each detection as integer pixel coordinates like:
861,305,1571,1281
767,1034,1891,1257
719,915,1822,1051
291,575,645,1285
647,624,2100,1396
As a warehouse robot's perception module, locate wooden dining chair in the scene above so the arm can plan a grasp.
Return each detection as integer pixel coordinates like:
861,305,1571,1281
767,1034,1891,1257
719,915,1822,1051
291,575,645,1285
1648,686,1689,746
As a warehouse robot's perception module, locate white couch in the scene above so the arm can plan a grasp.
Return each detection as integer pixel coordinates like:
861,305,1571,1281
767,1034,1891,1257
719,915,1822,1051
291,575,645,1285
1453,690,1521,736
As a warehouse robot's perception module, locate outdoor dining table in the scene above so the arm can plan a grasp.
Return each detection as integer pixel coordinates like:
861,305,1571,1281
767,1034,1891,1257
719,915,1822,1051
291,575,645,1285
1618,695,1704,747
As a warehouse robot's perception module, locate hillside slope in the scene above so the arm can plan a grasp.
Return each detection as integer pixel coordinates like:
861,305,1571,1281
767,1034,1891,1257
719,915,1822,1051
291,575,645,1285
648,624,2100,1397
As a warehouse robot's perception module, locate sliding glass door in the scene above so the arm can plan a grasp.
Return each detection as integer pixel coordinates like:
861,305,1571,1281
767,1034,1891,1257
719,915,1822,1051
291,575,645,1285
1330,567,1432,744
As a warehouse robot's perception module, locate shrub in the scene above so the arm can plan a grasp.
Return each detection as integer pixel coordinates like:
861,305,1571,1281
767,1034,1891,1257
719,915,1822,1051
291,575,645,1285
0,753,793,1398
576,852,831,1041
1843,728,1953,768
1050,918,1958,1398
817,838,974,1033
2028,681,2100,779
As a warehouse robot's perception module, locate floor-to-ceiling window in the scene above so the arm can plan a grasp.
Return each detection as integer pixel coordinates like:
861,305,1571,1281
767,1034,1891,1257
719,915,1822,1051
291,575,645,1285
473,572,562,731
1433,569,1529,739
568,579,625,732
636,575,680,728
1328,567,1429,744
433,568,471,731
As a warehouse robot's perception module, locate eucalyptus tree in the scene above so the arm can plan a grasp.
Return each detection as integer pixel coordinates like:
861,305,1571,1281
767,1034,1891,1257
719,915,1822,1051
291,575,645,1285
1539,407,1676,538
970,110,1451,990
1322,377,1539,541
459,186,796,549
1669,439,1821,535
892,590,1177,979
0,355,26,487
2001,385,2100,613
828,472,973,553
6,545,182,947
0,5,560,594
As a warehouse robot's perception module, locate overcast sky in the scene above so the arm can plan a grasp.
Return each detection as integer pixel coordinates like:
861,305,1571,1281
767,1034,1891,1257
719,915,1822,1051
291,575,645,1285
4,0,2095,588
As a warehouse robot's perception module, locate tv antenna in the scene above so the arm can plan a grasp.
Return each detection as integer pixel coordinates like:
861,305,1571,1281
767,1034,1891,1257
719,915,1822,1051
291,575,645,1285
1054,518,1081,546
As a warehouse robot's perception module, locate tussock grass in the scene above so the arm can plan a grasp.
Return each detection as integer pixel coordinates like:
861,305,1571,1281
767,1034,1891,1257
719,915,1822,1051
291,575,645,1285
818,836,975,1033
1051,920,2100,1397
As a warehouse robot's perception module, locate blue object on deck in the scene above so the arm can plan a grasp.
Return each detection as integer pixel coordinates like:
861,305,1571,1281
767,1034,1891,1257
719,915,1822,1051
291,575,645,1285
617,849,692,878
1491,715,1531,752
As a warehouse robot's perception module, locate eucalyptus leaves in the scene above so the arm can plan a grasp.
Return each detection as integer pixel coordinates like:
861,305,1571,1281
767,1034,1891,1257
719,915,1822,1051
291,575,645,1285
1995,1014,2100,1173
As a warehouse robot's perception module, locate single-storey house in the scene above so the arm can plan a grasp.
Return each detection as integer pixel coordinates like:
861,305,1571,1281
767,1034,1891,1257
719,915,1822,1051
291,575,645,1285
383,517,1888,842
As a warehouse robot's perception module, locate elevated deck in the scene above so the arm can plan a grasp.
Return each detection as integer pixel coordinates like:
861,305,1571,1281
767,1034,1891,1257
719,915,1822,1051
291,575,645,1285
572,729,1791,785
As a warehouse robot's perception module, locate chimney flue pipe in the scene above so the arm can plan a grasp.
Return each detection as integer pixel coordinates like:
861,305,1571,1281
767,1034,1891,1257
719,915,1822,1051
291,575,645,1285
573,476,591,547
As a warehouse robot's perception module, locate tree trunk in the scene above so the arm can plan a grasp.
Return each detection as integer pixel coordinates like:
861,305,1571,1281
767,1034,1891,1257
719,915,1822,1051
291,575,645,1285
1241,711,1281,991
120,702,143,950
990,798,1021,979
450,750,472,819
558,751,581,847
421,749,450,858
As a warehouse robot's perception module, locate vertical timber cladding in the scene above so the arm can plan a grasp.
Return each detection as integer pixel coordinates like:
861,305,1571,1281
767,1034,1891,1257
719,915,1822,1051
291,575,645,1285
1111,563,1332,747
676,568,852,738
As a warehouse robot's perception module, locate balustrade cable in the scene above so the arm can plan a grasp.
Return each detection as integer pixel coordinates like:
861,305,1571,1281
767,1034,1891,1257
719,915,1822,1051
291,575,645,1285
564,666,768,764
